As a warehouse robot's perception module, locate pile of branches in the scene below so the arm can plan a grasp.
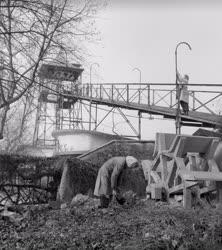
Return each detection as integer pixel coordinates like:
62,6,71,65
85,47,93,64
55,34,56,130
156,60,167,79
0,154,59,182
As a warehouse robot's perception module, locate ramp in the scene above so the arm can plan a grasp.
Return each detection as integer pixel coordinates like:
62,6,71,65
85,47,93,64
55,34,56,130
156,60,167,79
85,96,222,128
66,82,222,129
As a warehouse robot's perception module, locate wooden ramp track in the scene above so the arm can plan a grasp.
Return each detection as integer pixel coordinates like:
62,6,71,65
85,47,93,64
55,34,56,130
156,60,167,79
65,82,222,128
85,96,222,128
141,133,222,209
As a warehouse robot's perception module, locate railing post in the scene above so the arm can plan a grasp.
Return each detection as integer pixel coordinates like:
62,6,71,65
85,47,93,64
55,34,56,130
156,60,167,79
152,89,155,105
95,85,98,98
148,85,150,105
90,84,92,98
138,111,141,140
170,90,172,107
111,84,114,101
99,84,102,99
138,87,141,104
192,91,195,110
127,84,129,102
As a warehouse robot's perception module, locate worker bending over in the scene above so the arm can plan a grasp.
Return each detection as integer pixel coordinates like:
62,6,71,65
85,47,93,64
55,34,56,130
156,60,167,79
94,156,138,208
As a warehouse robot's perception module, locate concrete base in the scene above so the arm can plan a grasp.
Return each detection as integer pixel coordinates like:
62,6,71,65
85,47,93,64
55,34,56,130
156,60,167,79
52,129,125,156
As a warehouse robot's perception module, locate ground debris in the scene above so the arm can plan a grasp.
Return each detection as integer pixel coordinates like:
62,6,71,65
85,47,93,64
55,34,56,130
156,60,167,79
1,199,222,249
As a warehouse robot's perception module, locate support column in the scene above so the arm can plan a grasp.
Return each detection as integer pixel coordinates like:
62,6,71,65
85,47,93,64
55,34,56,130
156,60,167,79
183,182,192,209
176,84,181,134
216,182,222,205
138,111,141,140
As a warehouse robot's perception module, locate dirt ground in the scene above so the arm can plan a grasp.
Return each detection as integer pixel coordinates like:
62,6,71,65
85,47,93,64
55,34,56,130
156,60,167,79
1,196,222,250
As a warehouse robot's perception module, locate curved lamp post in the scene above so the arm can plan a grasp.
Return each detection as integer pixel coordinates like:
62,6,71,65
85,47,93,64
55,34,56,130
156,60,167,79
132,67,142,140
90,62,100,85
89,63,100,131
132,67,142,84
175,42,192,134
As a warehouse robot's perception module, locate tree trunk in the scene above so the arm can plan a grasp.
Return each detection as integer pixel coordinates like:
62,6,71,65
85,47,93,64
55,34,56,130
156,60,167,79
0,106,10,139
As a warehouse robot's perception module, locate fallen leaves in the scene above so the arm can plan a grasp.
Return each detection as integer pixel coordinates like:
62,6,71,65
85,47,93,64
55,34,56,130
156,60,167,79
1,198,222,249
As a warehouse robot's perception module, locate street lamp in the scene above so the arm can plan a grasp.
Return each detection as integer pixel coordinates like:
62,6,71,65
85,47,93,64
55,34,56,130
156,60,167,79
90,62,100,85
89,63,99,131
132,67,142,84
132,67,142,98
132,67,142,139
175,41,192,134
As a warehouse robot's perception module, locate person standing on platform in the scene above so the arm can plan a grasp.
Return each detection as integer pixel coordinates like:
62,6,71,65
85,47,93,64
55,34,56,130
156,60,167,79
177,70,189,115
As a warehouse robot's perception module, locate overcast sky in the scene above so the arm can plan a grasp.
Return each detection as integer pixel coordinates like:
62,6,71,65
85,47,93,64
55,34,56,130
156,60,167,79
83,0,222,139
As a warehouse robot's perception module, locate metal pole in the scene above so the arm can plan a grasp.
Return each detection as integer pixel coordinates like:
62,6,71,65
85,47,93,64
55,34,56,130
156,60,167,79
138,111,141,140
132,68,143,139
175,42,192,134
133,67,142,115
90,63,100,85
132,67,142,103
175,46,180,134
89,63,99,131
94,103,98,130
132,67,142,84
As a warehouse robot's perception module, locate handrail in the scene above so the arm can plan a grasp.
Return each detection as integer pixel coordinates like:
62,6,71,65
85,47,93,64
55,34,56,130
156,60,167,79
43,82,222,125
82,82,222,87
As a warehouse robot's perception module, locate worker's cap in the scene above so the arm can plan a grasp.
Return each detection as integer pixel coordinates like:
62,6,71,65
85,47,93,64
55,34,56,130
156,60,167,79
126,156,138,168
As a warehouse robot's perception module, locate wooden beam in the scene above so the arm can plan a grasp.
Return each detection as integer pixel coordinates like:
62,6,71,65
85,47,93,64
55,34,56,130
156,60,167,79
180,170,222,181
216,182,222,204
183,185,192,209
150,171,161,183
151,155,160,171
206,139,220,159
208,159,220,173
200,185,216,195
166,159,177,188
160,155,168,181
169,181,197,194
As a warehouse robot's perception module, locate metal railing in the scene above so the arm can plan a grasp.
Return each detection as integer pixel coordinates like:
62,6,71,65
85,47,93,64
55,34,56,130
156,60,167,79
80,83,222,115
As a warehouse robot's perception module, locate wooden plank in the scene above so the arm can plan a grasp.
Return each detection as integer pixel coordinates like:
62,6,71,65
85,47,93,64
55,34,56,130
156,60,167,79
157,133,166,154
175,157,186,171
206,139,220,159
166,159,177,188
151,184,162,200
151,155,160,171
141,160,152,180
180,170,222,181
146,182,163,193
208,159,220,172
187,153,199,171
160,155,168,181
183,185,192,209
168,136,180,154
175,137,186,157
150,171,161,183
216,182,222,204
169,181,197,194
200,185,216,195
162,152,174,158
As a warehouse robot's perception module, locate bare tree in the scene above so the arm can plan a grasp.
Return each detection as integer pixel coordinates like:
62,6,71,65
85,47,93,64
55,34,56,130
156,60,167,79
1,92,38,152
0,0,103,139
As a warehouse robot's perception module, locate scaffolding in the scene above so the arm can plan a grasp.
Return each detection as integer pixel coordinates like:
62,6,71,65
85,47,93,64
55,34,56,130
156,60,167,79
33,63,85,147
